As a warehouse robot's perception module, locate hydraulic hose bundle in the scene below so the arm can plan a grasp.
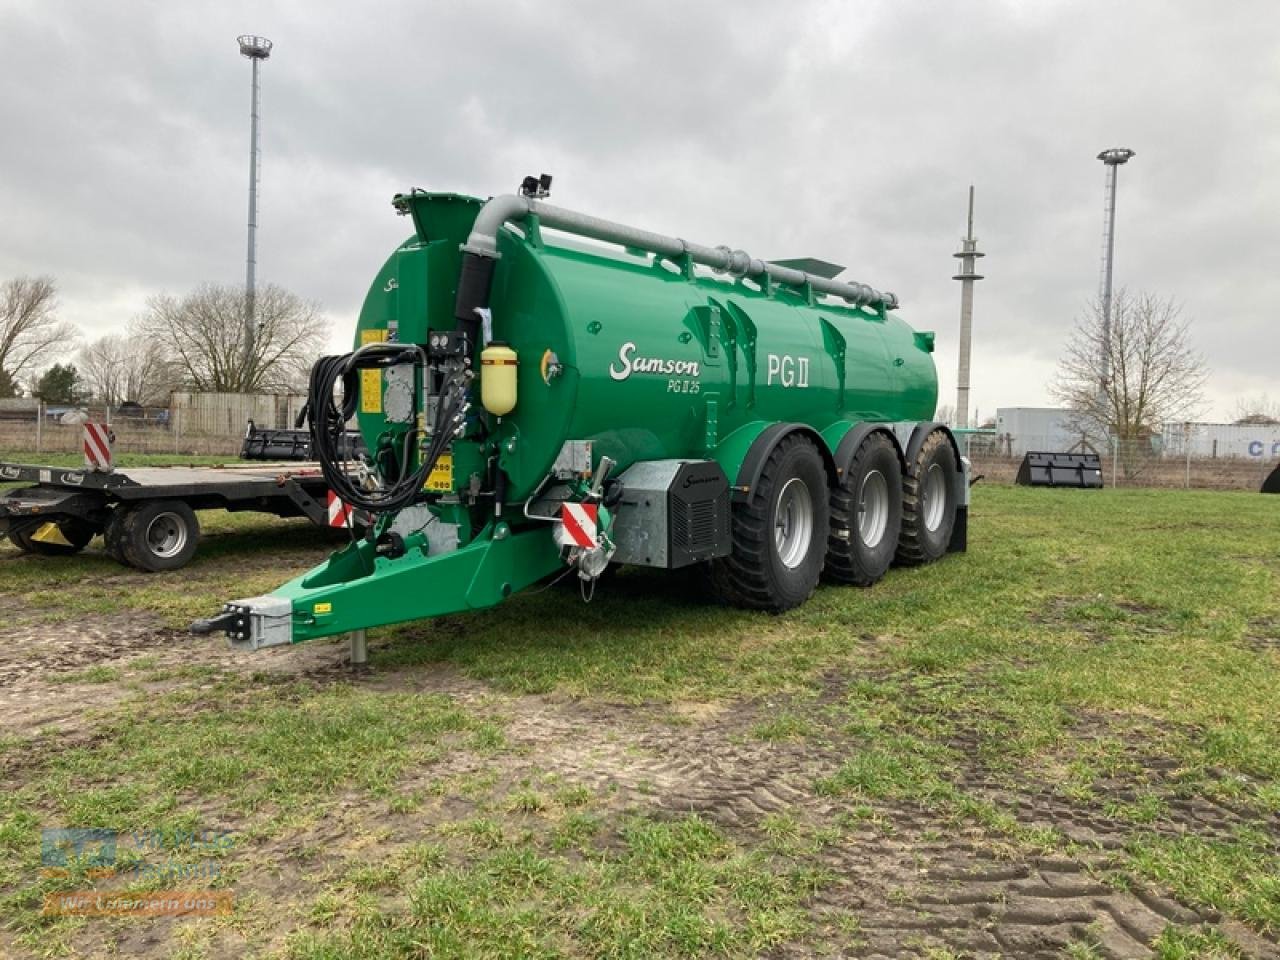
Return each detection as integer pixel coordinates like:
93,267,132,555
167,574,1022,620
307,343,466,515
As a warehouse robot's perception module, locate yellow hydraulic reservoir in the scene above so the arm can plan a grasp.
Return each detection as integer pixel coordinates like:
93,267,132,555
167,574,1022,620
480,341,518,416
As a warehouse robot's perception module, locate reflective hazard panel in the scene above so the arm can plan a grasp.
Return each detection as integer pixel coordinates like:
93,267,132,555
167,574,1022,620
424,453,453,493
561,502,598,548
327,491,354,528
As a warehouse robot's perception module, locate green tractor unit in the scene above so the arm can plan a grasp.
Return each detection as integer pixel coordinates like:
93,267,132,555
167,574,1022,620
194,176,970,652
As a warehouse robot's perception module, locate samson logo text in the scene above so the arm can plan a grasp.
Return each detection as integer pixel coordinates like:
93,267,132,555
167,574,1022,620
609,342,700,382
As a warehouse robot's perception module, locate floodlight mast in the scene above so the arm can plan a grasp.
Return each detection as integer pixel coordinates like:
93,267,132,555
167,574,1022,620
1096,148,1135,416
951,186,984,429
238,35,273,382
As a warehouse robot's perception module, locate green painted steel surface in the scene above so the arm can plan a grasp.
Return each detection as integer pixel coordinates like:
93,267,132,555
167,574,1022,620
276,523,563,643
355,192,937,501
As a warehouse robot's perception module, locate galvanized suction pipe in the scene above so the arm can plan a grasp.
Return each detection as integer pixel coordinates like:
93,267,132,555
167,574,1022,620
463,195,898,310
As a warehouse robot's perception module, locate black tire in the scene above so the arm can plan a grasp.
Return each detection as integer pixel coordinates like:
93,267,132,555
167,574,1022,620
6,520,39,554
711,434,829,612
11,517,96,556
120,501,200,572
103,507,131,564
896,429,958,566
826,432,903,587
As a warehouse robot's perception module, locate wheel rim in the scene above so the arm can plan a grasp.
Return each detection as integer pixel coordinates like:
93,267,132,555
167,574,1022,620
774,477,814,569
923,463,948,533
857,469,890,548
145,512,188,559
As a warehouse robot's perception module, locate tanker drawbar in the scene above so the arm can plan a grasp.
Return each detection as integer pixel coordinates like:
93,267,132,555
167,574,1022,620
193,177,969,653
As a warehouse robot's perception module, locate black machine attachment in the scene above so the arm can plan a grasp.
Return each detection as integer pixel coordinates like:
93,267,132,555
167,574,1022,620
1015,451,1104,489
1262,462,1280,494
240,420,367,462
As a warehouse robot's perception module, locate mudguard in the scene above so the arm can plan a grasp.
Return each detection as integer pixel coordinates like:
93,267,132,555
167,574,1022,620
717,421,837,503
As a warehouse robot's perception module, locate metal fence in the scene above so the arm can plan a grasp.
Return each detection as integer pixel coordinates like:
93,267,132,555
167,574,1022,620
955,429,1279,491
0,392,307,458
169,392,305,437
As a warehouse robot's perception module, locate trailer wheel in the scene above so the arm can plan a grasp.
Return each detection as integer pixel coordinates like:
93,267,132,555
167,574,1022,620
103,507,131,564
9,517,96,556
896,429,957,566
120,501,200,572
712,434,829,612
6,520,38,553
826,432,903,586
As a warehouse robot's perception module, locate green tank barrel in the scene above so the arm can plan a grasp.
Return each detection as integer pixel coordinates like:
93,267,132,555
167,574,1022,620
358,191,937,501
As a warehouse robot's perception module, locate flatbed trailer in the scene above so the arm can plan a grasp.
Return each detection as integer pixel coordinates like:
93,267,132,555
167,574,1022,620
0,460,346,571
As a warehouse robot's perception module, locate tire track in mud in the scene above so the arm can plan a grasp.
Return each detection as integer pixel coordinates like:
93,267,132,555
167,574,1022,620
2,598,1275,958
0,602,355,737
503,694,1280,959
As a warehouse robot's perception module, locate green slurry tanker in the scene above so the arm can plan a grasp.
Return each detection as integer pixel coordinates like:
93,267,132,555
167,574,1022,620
193,177,970,651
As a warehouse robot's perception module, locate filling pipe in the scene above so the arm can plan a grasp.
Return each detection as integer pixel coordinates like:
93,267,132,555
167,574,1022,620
456,195,898,325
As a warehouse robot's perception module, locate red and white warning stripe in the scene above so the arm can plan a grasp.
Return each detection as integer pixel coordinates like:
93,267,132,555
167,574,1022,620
560,502,598,548
327,491,356,528
83,422,113,472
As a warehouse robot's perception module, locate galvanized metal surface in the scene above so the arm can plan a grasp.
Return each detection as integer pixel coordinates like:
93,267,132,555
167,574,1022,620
609,460,684,568
349,629,368,666
952,186,985,429
238,35,273,370
464,194,900,310
225,594,292,651
1096,148,1136,409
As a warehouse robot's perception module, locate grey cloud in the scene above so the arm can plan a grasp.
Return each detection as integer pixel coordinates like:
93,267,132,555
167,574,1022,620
1,0,1275,418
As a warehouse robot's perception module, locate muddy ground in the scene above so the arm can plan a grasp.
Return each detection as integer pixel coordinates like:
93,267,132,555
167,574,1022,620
2,599,1276,960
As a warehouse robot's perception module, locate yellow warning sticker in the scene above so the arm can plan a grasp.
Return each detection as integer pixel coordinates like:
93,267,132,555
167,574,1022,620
424,453,453,493
360,370,382,414
314,602,333,615
359,329,388,414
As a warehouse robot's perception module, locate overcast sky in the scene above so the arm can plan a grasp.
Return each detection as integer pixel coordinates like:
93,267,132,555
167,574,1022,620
2,0,1276,421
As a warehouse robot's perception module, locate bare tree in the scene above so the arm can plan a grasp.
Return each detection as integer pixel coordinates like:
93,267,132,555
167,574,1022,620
1054,290,1207,476
77,329,175,406
1232,394,1280,425
137,283,326,393
0,276,78,396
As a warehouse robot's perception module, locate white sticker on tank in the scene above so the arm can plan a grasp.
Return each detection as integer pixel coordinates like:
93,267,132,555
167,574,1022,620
767,354,810,388
609,342,700,381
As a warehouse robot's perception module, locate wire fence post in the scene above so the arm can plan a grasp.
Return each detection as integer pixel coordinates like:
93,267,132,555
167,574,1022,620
1184,422,1192,490
1110,436,1119,488
35,401,43,454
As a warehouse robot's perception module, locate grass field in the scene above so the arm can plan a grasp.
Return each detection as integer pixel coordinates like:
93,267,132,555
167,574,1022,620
0,481,1276,958
0,451,235,470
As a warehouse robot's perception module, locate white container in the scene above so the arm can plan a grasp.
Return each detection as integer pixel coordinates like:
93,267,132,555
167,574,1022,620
994,407,1084,456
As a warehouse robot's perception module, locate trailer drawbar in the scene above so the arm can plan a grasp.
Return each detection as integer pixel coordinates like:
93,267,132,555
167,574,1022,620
193,178,969,651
